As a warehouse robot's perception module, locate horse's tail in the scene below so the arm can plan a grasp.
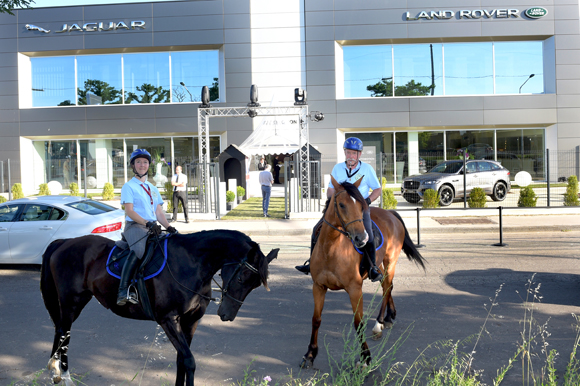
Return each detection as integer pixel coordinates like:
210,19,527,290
40,239,67,326
390,210,426,270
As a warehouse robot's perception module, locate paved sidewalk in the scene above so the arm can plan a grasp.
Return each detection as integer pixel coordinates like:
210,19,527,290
167,207,580,236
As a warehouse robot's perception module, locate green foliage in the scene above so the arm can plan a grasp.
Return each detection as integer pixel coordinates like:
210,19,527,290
423,188,440,208
367,78,433,97
381,176,387,187
381,188,397,209
38,183,50,196
102,182,114,200
468,187,487,208
237,186,246,199
226,190,235,203
164,182,183,213
69,182,79,196
209,77,220,101
0,196,6,204
11,183,23,199
125,83,170,104
0,0,34,16
518,186,538,207
564,175,579,206
77,79,123,105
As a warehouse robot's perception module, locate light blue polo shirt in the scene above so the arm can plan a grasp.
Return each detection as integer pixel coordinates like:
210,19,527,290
329,161,381,199
121,177,164,222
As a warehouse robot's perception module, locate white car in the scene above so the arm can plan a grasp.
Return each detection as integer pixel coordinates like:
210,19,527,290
0,196,124,265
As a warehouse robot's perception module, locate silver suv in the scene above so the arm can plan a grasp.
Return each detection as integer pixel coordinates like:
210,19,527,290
401,160,511,206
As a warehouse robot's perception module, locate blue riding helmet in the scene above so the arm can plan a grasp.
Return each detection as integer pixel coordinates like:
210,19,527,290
130,149,152,164
343,137,363,152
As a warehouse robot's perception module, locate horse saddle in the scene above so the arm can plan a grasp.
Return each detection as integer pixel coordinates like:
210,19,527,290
312,220,384,254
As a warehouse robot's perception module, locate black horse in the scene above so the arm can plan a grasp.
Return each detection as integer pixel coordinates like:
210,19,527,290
40,230,279,386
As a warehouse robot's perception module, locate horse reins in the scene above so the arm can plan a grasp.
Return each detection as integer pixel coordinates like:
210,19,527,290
212,257,260,305
322,190,364,240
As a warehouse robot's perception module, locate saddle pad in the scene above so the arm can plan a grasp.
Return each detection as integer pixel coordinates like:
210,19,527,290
352,220,384,255
106,239,168,280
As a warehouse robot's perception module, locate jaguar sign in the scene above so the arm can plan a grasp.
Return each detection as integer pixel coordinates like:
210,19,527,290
25,20,146,34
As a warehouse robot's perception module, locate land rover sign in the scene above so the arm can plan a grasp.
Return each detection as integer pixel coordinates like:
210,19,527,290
524,7,548,19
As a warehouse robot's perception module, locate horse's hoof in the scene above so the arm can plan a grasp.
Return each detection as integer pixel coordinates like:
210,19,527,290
384,321,394,329
299,356,313,369
47,358,62,384
61,370,74,386
371,332,382,340
372,321,384,335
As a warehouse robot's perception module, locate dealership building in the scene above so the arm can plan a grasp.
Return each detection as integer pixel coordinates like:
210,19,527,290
0,0,578,194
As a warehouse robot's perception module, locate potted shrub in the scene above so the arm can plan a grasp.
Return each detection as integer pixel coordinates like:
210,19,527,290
422,189,440,208
236,186,245,203
468,187,487,208
381,188,397,209
39,183,50,196
564,175,579,206
517,186,537,207
69,182,79,196
11,183,24,199
102,182,115,201
226,190,235,210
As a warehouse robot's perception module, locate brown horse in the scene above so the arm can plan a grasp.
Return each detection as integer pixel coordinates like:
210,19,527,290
300,175,426,369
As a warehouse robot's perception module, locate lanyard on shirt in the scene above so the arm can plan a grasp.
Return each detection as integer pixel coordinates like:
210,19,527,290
345,161,361,179
140,184,153,205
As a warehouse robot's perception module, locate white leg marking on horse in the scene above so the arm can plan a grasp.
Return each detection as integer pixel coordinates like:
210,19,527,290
62,370,74,386
48,358,62,383
372,320,384,335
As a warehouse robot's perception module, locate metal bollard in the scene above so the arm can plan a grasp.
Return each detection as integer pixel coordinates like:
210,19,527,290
493,206,508,247
415,207,425,248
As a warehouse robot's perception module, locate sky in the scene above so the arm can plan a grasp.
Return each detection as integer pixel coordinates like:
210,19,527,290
31,0,170,7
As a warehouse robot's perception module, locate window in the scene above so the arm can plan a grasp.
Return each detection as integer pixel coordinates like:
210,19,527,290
67,200,117,215
0,204,23,222
27,50,220,107
342,41,546,98
21,204,54,221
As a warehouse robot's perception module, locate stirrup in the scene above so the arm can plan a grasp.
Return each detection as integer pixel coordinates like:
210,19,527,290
368,267,383,283
295,261,310,275
126,283,139,304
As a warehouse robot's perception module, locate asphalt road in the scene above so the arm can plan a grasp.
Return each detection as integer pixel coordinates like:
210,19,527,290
1,231,579,386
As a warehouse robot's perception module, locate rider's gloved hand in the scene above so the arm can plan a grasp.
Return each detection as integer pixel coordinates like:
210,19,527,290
166,226,178,234
145,221,162,236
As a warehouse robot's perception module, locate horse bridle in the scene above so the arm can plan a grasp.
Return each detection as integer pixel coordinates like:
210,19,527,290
322,189,364,240
213,257,260,305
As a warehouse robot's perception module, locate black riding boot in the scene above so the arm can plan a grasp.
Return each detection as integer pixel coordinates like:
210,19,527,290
364,242,383,283
116,251,140,306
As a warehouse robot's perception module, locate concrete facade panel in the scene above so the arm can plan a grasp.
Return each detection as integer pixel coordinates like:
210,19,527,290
224,43,251,59
305,41,334,56
0,136,20,151
335,9,407,25
305,26,334,41
554,5,580,20
411,110,484,127
0,123,19,136
557,79,580,94
0,38,17,52
154,30,223,47
153,15,224,32
17,35,84,52
556,122,580,139
0,96,18,110
0,81,17,96
307,100,337,114
85,105,156,120
20,120,87,136
555,20,580,35
407,0,481,7
306,69,335,86
251,13,303,29
0,53,17,68
0,24,16,38
86,118,154,135
224,14,251,29
481,20,554,36
225,28,251,44
20,107,87,122
19,7,84,24
338,112,410,128
305,55,334,71
154,104,197,119
556,64,580,80
407,21,482,39
305,11,334,26
411,96,484,112
252,56,303,73
557,94,580,107
306,85,336,101
555,49,580,65
557,107,580,122
224,0,249,14
337,98,410,113
483,95,557,110
305,0,334,12
225,58,252,73
225,72,253,88
83,3,153,19
152,1,224,17
0,110,18,123
483,109,557,125
335,25,408,41
84,31,154,50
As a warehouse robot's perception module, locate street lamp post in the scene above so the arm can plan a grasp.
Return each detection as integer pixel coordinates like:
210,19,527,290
180,81,193,102
519,74,535,94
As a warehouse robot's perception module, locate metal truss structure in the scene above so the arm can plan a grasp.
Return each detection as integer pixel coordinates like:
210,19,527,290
197,105,310,212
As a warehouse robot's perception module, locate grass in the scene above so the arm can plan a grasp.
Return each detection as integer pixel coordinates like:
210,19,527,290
223,197,286,220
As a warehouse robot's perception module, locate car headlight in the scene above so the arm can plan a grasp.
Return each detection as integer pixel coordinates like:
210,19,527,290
423,180,437,185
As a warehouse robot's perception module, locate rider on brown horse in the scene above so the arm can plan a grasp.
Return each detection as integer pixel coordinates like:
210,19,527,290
295,137,383,282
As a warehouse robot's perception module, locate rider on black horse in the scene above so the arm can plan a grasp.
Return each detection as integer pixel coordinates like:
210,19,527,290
295,137,384,282
117,149,178,306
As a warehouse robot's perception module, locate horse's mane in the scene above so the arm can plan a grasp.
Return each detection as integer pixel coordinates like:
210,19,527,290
339,181,368,210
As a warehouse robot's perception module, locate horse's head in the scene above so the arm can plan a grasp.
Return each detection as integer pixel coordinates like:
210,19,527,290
328,175,368,248
217,243,279,322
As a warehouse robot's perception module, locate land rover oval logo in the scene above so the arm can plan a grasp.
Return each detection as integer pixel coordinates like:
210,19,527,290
524,7,547,19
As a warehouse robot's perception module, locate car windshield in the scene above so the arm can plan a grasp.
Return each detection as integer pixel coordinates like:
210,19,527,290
67,200,117,215
429,161,463,174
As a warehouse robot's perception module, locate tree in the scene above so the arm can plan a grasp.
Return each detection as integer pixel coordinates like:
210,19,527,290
1,0,34,15
209,77,219,102
58,100,74,106
125,83,170,104
367,78,433,97
77,79,123,105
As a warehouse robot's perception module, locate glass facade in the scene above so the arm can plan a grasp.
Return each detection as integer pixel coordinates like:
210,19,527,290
347,128,545,183
343,41,545,98
29,50,220,107
33,136,221,189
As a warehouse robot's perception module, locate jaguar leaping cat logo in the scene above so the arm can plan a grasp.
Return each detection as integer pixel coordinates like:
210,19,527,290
25,24,50,33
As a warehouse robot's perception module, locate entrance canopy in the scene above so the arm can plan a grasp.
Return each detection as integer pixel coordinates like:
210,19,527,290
238,118,300,156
